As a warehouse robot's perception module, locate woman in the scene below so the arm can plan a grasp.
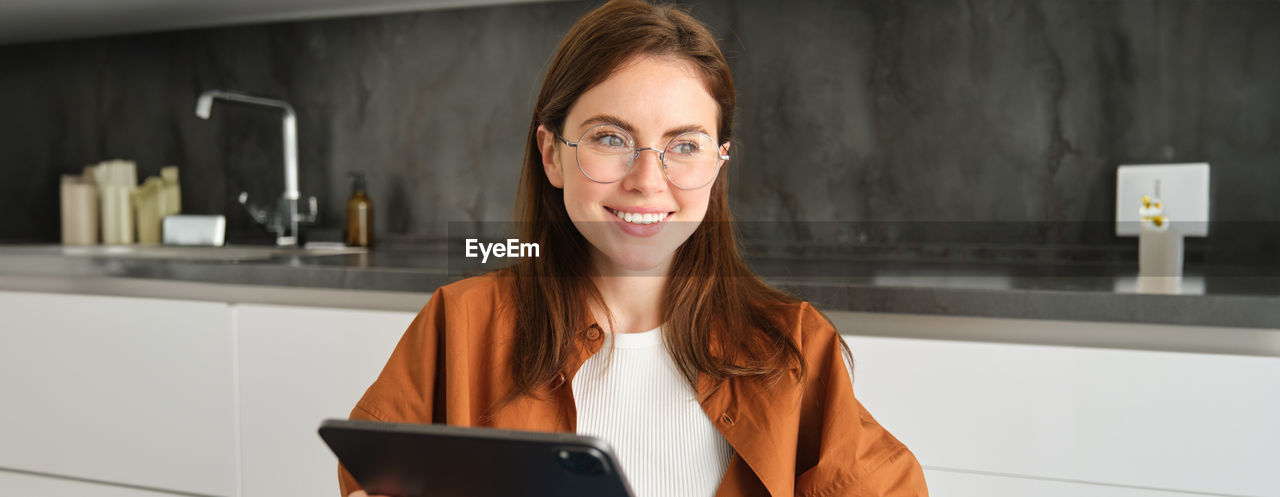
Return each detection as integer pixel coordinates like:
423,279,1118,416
343,1,927,496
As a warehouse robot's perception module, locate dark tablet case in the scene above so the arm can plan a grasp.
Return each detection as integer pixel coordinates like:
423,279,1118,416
319,419,635,497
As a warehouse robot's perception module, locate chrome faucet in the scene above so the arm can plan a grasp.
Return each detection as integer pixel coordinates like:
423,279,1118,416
196,90,316,247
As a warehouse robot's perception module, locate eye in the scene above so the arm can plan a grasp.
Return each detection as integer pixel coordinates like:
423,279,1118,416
591,133,629,149
670,141,701,156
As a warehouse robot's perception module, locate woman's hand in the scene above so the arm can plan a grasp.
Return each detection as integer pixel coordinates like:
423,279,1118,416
347,491,391,497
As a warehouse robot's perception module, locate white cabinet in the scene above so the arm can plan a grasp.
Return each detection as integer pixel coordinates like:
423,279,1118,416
0,291,237,496
0,290,417,497
233,304,414,497
0,470,197,496
6,287,1277,497
843,333,1280,497
922,468,1211,497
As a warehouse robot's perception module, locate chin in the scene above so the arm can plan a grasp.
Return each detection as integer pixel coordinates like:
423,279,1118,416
569,210,703,276
597,244,673,274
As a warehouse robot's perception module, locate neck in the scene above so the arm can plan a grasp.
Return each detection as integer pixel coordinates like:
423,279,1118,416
589,253,669,334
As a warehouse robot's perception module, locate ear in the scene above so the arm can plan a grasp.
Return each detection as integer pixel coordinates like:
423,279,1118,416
536,125,565,189
720,141,731,167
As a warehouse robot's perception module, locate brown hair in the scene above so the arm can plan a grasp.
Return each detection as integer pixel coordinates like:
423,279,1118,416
503,0,817,401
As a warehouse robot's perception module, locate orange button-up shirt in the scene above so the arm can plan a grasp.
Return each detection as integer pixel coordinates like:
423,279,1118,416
339,274,928,496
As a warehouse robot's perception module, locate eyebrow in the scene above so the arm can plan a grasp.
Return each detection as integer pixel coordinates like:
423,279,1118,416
578,114,711,141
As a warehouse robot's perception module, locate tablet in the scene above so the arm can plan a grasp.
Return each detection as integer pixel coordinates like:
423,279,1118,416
319,419,635,497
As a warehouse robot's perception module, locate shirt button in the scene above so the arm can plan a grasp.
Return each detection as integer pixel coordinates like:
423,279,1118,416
720,413,734,426
584,325,602,341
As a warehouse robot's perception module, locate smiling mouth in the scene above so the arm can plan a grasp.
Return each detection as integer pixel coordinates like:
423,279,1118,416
608,208,672,225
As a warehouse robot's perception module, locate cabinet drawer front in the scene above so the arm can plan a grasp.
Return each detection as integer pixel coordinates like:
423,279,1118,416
844,333,1280,497
0,291,235,496
235,303,414,497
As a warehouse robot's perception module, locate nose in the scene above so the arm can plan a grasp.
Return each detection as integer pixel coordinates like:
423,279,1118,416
621,147,667,194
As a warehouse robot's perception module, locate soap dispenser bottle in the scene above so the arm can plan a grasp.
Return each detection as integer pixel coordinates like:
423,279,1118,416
345,172,374,247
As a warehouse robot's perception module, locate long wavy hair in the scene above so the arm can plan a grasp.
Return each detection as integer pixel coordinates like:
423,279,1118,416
503,0,819,400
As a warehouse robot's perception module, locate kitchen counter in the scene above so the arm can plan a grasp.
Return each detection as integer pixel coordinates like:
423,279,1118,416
1,242,1277,330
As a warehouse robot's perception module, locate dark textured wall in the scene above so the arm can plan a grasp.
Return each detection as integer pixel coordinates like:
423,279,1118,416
1,0,1277,261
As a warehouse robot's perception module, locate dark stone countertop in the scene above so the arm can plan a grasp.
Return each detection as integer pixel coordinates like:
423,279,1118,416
0,243,1277,329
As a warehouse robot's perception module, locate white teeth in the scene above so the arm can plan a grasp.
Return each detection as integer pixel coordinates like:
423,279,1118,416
611,209,669,225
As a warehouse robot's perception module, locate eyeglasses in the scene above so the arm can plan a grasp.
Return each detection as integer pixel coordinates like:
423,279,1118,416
555,124,729,190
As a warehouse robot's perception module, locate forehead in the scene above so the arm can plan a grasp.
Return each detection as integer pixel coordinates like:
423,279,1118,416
566,55,720,140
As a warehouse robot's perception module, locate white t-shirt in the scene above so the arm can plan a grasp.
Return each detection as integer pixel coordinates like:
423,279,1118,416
571,326,733,497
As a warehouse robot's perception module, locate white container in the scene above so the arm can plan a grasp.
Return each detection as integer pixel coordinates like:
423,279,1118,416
1138,225,1183,277
60,177,98,245
93,160,138,245
161,166,181,216
100,185,134,245
1136,223,1184,294
133,177,165,245
162,215,226,246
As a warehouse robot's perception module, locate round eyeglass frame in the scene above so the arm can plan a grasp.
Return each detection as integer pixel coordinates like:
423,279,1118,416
554,124,730,190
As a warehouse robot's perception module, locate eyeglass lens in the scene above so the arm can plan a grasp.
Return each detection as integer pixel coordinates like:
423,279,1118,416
574,124,723,189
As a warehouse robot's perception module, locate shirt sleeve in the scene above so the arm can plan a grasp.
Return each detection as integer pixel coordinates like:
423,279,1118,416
338,287,447,496
794,303,929,497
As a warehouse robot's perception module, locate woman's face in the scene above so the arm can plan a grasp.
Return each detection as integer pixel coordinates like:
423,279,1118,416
537,54,726,276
